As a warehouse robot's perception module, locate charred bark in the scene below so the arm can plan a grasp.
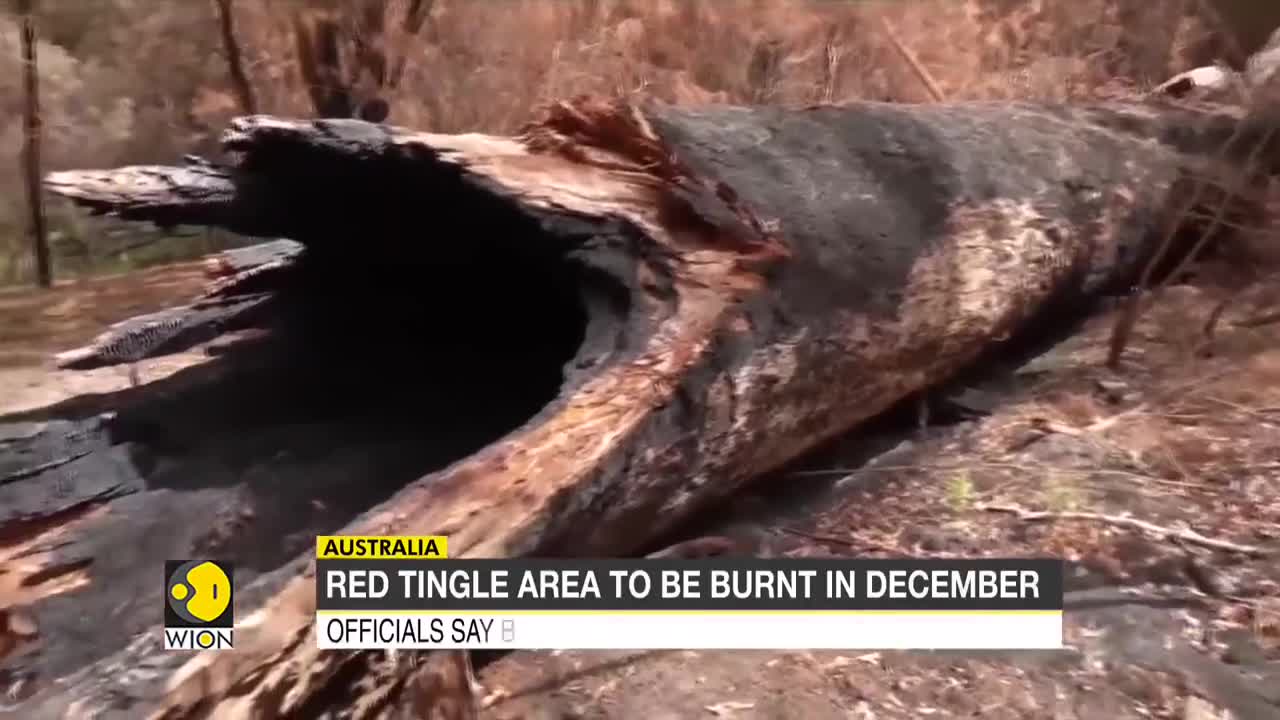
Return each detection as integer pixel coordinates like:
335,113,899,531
8,98,1279,718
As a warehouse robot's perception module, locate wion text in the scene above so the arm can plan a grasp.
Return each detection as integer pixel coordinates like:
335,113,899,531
164,627,234,651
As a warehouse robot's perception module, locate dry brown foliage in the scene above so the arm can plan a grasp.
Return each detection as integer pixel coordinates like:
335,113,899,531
0,0,1242,282
221,0,1225,133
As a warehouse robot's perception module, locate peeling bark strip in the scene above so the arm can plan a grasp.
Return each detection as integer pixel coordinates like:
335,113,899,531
24,98,1279,717
52,239,303,370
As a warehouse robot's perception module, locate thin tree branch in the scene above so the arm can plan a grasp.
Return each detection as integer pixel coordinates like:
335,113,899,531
880,17,945,102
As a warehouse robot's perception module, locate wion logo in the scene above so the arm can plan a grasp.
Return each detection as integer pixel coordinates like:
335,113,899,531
164,560,234,651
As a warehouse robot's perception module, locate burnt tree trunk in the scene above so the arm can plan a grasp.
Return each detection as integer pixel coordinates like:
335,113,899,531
19,0,51,288
290,1,432,124
213,0,257,115
8,98,1277,718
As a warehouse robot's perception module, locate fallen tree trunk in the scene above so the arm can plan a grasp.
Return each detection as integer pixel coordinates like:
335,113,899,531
11,97,1279,718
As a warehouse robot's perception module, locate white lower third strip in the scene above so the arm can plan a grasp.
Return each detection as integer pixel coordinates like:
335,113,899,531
314,612,1063,650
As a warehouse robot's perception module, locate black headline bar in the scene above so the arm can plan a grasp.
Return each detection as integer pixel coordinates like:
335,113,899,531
316,558,1064,611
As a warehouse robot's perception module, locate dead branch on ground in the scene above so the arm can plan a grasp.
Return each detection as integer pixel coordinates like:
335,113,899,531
976,503,1270,557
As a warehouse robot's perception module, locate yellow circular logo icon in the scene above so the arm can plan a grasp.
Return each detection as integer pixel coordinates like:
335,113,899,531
167,560,232,624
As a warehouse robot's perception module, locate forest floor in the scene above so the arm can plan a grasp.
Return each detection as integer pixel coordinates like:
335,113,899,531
1,261,1279,719
0,262,211,414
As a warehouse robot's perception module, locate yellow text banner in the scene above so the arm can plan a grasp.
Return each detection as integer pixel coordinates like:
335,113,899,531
317,536,448,560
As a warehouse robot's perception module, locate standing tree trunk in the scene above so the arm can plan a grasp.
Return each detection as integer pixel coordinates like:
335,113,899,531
19,0,51,288
213,0,257,115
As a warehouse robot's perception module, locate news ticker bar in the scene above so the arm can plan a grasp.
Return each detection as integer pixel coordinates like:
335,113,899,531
315,611,1065,650
317,558,1064,612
